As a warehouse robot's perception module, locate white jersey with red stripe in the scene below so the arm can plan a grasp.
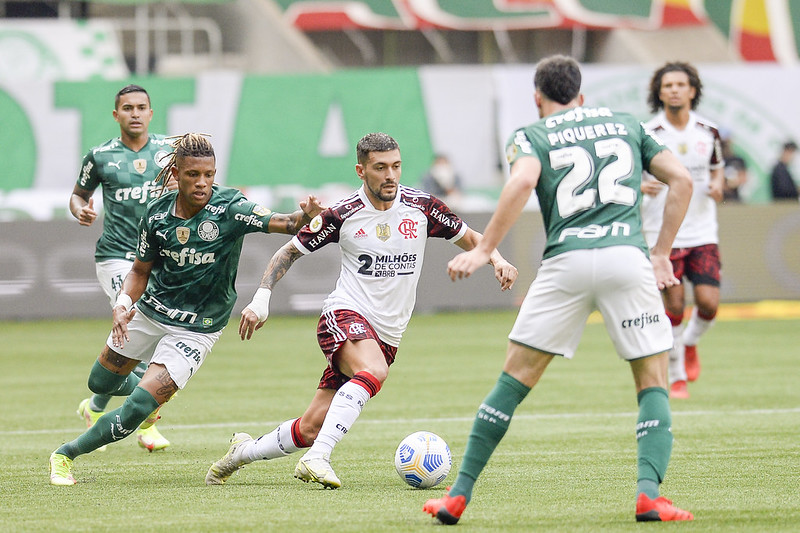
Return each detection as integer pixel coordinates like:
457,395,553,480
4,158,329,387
641,111,724,248
292,184,468,347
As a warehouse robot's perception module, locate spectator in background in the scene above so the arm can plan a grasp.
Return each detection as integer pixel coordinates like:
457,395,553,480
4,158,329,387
419,154,463,202
770,141,799,201
721,136,748,203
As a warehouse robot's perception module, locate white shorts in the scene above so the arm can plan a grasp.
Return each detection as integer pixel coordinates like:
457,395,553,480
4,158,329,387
508,246,672,361
95,259,133,307
105,311,222,389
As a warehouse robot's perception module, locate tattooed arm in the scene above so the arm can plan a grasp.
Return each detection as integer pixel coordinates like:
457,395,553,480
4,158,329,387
238,241,304,340
267,195,324,235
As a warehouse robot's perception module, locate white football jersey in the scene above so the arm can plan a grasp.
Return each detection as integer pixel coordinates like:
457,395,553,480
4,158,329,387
641,111,724,248
293,184,468,346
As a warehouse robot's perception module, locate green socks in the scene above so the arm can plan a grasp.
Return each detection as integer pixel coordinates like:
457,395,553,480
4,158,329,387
636,387,673,498
450,372,531,503
87,360,140,398
57,387,159,459
89,361,148,411
447,381,671,504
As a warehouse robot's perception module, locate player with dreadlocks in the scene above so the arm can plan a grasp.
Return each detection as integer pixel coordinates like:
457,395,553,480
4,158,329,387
50,133,323,485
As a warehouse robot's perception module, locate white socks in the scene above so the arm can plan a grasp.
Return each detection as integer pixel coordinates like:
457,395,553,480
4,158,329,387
668,324,687,384
240,418,304,464
683,307,714,346
302,379,372,460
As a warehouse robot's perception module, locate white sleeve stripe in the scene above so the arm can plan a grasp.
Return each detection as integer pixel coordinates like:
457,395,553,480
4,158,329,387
448,222,469,242
291,235,313,255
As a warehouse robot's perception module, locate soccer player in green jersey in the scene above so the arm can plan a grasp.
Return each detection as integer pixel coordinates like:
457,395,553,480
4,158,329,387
50,133,322,485
422,55,695,524
69,84,174,451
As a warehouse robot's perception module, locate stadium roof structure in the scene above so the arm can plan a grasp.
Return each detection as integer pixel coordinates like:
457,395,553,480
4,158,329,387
272,0,800,64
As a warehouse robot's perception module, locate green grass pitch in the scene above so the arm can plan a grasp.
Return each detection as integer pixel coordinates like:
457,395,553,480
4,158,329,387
1,311,798,532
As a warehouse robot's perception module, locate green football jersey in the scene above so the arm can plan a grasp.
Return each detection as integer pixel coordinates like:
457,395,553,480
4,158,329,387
135,185,276,332
76,134,171,261
505,106,667,259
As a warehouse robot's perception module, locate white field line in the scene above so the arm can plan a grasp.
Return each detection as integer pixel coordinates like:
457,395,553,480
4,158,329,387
3,407,799,436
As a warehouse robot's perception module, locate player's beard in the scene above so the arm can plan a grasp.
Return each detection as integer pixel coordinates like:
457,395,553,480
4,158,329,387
665,102,686,114
368,181,397,202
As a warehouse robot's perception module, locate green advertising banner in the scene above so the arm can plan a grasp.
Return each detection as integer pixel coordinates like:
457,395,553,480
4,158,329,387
55,78,197,156
228,68,431,189
1,63,799,220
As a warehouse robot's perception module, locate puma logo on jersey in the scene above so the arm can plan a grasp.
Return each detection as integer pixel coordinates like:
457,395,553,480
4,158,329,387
108,161,122,169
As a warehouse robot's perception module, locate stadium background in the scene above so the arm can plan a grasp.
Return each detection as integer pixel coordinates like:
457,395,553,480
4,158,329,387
1,0,799,319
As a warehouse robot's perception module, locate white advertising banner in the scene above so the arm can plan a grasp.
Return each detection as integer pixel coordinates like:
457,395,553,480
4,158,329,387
0,20,128,82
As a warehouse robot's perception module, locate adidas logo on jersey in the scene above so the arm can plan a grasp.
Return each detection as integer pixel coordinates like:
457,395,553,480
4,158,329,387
354,228,368,239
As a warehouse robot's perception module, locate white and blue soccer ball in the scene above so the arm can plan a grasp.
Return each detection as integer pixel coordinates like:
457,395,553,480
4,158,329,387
394,431,452,488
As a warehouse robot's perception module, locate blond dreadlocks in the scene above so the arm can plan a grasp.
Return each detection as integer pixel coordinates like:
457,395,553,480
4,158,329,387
155,133,214,195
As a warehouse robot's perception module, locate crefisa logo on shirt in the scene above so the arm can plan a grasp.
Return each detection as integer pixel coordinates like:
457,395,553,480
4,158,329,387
198,221,219,241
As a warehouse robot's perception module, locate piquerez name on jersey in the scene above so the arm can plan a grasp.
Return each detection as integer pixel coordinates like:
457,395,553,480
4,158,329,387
506,106,666,259
135,185,275,332
292,185,467,347
76,134,171,261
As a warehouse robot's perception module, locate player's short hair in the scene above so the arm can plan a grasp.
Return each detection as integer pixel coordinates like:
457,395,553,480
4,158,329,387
648,62,703,113
115,84,150,109
533,55,582,105
356,132,399,165
155,133,215,189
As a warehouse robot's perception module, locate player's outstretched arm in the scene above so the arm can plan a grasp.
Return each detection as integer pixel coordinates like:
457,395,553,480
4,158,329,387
452,228,518,291
267,195,325,235
239,241,304,340
448,157,539,283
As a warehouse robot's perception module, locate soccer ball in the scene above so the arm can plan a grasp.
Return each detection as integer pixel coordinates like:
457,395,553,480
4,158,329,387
394,431,451,488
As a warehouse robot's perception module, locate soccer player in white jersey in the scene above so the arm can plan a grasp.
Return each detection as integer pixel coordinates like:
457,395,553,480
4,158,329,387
640,62,724,399
205,132,517,489
69,85,174,451
422,55,693,525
